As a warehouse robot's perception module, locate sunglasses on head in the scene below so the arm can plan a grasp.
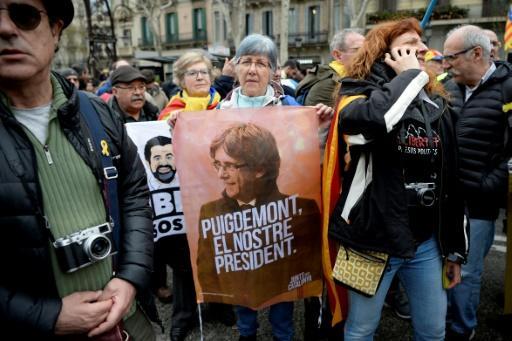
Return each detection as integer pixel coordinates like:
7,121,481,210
0,3,47,31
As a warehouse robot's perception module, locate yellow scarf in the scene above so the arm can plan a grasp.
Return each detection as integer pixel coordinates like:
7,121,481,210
329,60,347,78
179,89,221,112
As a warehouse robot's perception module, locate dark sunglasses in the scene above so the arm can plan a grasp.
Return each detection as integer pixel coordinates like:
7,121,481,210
0,3,47,31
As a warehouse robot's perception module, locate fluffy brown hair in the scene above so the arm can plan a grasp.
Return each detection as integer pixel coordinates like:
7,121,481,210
347,18,445,97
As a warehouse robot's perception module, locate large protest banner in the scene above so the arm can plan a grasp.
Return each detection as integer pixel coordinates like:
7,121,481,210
126,121,185,241
174,106,323,309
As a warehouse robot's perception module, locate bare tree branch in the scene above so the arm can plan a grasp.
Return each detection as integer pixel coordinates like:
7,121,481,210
214,0,246,49
131,0,175,56
280,0,290,63
348,0,370,28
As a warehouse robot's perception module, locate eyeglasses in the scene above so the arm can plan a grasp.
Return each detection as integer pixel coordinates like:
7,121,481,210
212,161,248,172
115,84,146,92
238,58,271,70
342,47,360,54
0,3,47,31
443,46,476,62
184,69,209,78
490,40,502,48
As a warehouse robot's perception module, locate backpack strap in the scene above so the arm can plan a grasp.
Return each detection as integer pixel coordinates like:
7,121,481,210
77,91,121,251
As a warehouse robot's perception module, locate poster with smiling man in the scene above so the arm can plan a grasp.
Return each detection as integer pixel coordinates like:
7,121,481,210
174,106,322,309
126,121,185,240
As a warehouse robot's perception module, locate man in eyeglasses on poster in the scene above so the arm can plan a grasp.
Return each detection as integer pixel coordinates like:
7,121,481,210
196,123,322,340
443,25,512,340
0,0,155,339
109,65,159,123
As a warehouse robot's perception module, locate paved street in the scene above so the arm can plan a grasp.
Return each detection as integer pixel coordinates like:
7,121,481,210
154,212,510,340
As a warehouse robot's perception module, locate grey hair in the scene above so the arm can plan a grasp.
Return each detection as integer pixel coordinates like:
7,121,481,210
446,25,491,60
330,28,364,52
235,34,278,71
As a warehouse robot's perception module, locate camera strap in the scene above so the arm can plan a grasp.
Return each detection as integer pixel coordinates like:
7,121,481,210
77,91,121,252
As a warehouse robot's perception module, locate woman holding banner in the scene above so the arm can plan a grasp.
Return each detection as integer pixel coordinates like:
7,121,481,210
158,51,222,121
156,51,236,340
216,33,333,341
328,18,468,340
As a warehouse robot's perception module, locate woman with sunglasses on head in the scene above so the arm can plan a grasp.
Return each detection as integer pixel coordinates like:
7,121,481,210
328,18,468,340
159,51,221,121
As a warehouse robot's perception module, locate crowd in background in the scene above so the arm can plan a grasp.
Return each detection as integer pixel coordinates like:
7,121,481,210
51,22,510,341
1,0,511,340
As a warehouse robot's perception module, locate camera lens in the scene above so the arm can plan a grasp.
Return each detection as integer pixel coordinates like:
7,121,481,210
418,188,435,207
84,234,112,261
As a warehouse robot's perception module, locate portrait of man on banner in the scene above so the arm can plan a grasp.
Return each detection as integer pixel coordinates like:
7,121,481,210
126,121,185,241
174,107,323,309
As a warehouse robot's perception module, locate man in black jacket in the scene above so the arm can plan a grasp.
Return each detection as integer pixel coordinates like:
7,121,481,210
443,25,512,340
0,0,154,339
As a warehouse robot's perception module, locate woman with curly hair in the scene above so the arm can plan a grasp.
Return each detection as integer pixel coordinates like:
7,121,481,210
329,18,468,340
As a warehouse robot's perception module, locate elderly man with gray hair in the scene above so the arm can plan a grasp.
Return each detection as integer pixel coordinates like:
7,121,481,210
443,25,512,340
295,28,364,108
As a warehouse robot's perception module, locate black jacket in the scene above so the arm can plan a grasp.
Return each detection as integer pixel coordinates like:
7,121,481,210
329,63,468,260
445,61,512,219
0,73,153,337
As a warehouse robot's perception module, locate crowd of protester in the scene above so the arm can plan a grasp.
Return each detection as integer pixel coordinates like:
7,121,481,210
1,0,511,340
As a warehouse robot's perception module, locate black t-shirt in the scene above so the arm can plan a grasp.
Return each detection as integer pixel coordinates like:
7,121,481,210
396,114,442,244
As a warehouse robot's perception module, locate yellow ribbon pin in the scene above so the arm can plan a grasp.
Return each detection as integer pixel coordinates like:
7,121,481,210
101,140,110,156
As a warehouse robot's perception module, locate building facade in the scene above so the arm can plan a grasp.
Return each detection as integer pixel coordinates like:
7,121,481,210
55,0,511,80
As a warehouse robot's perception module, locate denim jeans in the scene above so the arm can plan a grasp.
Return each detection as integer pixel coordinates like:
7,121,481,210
235,302,294,341
344,237,446,341
448,218,495,334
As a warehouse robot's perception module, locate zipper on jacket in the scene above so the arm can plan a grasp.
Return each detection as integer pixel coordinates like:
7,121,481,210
43,145,53,165
437,115,445,258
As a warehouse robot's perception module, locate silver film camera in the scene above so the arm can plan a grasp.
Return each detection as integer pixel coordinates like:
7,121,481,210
53,222,117,273
405,182,436,208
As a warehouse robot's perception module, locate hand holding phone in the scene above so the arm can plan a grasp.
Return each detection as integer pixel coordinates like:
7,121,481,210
384,46,420,74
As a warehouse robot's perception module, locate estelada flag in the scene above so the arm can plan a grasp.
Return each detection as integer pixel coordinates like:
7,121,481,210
173,107,323,309
320,96,364,326
505,5,512,51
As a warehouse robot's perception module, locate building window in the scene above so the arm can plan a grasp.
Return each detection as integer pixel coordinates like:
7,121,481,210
245,13,253,36
223,17,227,41
262,10,273,37
482,0,509,17
214,11,221,42
165,12,179,43
308,6,320,39
379,0,397,12
193,8,206,40
288,8,297,34
141,16,153,45
214,11,227,43
333,0,341,32
122,28,132,46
